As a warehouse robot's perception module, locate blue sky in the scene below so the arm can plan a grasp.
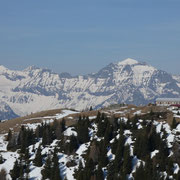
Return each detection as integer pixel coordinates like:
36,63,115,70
0,0,180,75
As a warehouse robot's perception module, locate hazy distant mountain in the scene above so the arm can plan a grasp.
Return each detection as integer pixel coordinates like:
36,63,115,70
0,58,180,120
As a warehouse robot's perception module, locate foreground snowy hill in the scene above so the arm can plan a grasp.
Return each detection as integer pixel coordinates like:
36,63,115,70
0,105,180,179
0,58,180,120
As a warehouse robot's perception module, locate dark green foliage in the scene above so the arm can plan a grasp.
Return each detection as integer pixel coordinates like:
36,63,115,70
51,148,61,180
132,114,139,129
96,164,104,180
24,160,30,180
17,126,36,153
90,106,93,111
68,135,79,154
76,116,89,144
134,163,145,180
121,145,132,176
42,123,53,146
80,158,95,180
33,145,43,167
134,129,149,159
24,148,30,161
114,134,126,171
10,159,21,180
171,117,177,129
0,154,5,164
98,140,109,167
6,129,12,141
97,114,109,137
42,154,52,180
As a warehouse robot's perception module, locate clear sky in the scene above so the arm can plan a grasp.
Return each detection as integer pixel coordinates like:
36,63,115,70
0,0,180,75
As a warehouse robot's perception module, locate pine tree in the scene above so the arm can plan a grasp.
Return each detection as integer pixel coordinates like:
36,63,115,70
76,116,89,144
6,129,12,141
68,135,79,154
60,118,66,132
25,160,30,180
132,114,139,129
134,163,145,180
114,134,126,172
10,159,20,180
90,106,93,111
0,154,5,164
42,153,52,180
98,141,109,167
33,145,43,167
171,117,177,129
24,147,30,161
96,164,104,180
122,145,132,176
51,148,61,180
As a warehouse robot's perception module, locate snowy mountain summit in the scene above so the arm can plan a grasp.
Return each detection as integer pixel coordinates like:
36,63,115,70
117,58,139,65
0,58,180,120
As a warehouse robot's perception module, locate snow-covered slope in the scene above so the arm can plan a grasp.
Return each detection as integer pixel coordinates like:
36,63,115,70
0,58,180,120
173,75,180,88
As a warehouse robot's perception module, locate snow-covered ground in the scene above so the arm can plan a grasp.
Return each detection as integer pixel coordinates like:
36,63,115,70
1,107,180,179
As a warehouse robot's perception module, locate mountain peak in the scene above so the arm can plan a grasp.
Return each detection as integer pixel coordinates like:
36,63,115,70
0,65,8,72
118,58,139,66
24,65,40,72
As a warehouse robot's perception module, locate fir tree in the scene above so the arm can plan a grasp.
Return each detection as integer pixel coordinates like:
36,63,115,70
134,163,145,180
33,144,43,167
121,145,132,176
51,148,61,180
68,135,79,154
24,147,30,161
96,164,104,180
0,154,5,164
171,117,177,129
6,129,12,141
114,133,126,172
76,116,89,144
10,159,20,180
42,153,52,180
60,118,66,132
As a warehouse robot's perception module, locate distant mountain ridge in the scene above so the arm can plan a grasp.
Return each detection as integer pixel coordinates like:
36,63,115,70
0,58,180,120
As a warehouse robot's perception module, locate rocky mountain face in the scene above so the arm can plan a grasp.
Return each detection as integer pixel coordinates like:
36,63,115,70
0,58,180,120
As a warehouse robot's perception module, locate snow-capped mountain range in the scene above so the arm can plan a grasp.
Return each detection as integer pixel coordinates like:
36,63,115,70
0,58,180,120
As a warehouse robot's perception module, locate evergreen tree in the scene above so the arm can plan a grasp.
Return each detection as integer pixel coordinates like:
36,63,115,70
132,114,139,129
171,117,177,129
68,135,79,154
51,148,61,180
97,115,109,137
42,154,52,180
0,154,5,164
114,133,126,172
25,160,30,180
24,147,30,161
90,106,93,111
121,145,132,176
76,116,89,144
134,163,145,180
96,164,104,180
6,129,12,141
98,141,109,167
10,159,20,180
33,145,43,167
60,118,66,132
